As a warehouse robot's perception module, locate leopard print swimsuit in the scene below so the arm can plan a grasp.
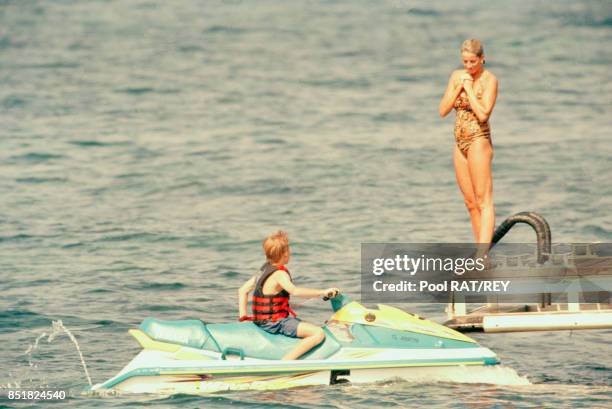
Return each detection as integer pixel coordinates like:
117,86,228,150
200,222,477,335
453,76,491,156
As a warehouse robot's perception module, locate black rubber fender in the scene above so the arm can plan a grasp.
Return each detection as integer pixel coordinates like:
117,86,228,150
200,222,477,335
491,212,551,264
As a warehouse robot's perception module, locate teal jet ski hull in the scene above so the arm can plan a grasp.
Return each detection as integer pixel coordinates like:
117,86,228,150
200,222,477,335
92,296,502,394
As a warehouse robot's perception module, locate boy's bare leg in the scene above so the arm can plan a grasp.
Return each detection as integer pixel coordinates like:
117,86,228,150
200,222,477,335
282,322,325,360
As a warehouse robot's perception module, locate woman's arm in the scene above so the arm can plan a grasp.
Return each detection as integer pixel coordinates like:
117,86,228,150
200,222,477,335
238,275,256,318
463,75,498,123
439,71,463,117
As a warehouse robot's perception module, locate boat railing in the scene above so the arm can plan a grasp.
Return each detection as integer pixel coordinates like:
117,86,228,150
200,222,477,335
447,214,611,324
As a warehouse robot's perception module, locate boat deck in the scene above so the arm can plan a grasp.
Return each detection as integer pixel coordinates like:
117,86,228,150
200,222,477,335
446,303,612,332
446,244,612,333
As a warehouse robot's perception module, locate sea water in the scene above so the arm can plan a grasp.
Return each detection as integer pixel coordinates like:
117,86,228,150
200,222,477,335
1,1,610,407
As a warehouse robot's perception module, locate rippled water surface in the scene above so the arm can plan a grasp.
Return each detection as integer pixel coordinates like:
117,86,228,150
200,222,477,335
1,0,610,408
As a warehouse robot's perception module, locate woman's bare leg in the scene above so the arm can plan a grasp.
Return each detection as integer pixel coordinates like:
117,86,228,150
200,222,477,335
467,138,495,244
281,322,325,360
454,146,480,240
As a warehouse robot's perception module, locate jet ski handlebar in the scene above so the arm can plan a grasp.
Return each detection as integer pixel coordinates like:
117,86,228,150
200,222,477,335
322,289,340,301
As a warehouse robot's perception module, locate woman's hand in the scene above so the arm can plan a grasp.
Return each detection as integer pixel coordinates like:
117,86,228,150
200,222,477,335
460,71,473,88
440,70,466,117
462,72,498,123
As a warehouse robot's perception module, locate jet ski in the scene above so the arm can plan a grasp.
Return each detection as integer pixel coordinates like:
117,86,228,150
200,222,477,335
92,294,499,394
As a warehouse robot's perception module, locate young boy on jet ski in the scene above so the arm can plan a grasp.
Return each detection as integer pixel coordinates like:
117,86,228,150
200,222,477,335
238,230,340,360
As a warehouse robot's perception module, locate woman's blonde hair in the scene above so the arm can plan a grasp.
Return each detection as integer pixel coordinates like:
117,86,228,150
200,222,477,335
262,230,289,264
461,39,484,57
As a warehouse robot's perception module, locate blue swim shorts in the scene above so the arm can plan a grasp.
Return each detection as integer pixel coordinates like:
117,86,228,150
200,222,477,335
255,317,302,338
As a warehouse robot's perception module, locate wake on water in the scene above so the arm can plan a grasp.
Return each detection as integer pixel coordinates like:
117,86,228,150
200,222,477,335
375,365,531,386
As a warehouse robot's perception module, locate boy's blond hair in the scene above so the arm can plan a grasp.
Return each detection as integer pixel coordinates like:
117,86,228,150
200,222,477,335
263,230,289,264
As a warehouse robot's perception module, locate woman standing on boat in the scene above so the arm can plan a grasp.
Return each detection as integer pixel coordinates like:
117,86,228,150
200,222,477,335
439,39,498,244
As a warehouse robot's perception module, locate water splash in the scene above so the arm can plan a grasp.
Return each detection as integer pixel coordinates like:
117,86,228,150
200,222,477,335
2,320,93,389
2,332,54,389
24,332,49,357
48,320,93,387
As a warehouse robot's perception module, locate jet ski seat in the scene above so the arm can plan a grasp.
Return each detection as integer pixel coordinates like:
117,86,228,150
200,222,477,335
139,318,341,360
140,318,211,349
206,322,341,360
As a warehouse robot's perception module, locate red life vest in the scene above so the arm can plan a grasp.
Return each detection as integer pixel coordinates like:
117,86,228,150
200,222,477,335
250,262,297,322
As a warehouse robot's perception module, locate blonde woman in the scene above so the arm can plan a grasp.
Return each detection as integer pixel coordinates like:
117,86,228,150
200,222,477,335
439,39,498,244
